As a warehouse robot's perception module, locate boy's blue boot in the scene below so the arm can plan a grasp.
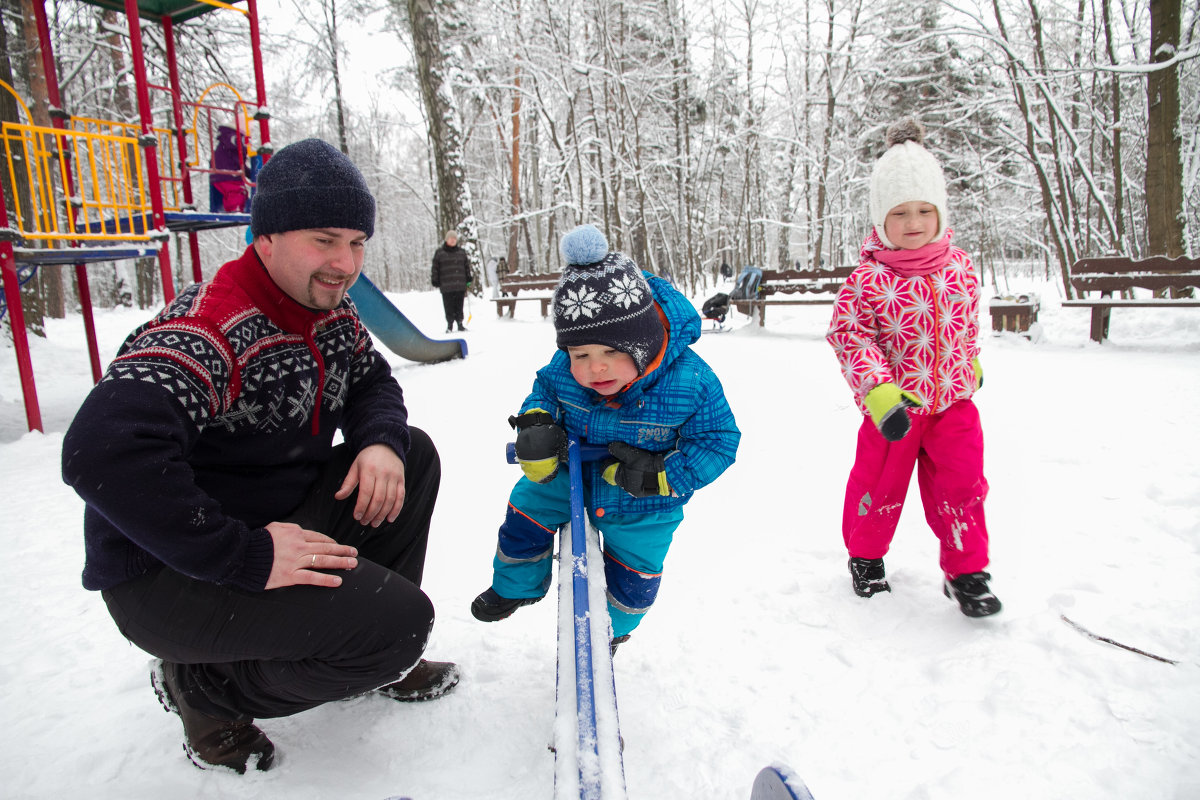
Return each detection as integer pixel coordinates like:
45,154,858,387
470,587,544,622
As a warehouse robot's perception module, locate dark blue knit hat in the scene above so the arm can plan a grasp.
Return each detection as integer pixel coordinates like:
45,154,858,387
250,138,376,238
554,224,664,374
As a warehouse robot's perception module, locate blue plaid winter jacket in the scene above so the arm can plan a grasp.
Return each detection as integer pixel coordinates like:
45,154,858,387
520,273,739,515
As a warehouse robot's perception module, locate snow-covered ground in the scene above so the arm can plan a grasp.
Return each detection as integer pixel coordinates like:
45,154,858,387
2,276,1198,800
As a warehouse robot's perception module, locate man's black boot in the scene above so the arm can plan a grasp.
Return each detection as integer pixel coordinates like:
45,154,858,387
376,659,461,702
151,660,275,774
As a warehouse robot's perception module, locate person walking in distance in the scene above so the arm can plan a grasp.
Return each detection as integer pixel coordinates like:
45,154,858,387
432,229,471,332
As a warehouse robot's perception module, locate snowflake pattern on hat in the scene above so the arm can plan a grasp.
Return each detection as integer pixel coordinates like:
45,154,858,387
558,285,602,321
553,249,664,374
608,274,646,309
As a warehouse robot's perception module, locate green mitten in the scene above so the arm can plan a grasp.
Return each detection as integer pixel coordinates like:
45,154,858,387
509,409,566,483
973,357,983,389
864,383,923,442
602,442,670,498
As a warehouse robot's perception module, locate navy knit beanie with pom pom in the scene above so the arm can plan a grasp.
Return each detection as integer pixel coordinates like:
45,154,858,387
553,224,664,374
251,138,376,239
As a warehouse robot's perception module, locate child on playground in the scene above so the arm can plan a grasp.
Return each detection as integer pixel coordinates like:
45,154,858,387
827,118,1001,617
471,224,740,649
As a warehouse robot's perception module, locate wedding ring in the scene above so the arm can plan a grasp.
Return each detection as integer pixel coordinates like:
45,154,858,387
311,554,317,568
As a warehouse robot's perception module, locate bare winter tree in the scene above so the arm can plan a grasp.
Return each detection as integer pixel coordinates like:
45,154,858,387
289,0,365,155
402,0,482,280
1145,0,1186,259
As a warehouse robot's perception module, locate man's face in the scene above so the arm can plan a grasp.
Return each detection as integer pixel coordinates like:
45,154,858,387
255,228,367,310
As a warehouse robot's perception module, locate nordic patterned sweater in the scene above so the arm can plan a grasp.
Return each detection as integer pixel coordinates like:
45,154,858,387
62,246,411,593
827,229,981,416
519,273,740,516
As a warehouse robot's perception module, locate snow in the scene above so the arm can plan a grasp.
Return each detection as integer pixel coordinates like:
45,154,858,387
2,279,1199,800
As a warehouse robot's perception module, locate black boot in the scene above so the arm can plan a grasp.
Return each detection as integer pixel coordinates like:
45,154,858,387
470,587,544,622
609,634,631,657
151,661,275,774
376,659,461,702
848,557,891,597
944,572,1002,617
457,321,467,331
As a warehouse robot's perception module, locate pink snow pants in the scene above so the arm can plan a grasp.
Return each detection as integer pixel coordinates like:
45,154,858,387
841,398,990,577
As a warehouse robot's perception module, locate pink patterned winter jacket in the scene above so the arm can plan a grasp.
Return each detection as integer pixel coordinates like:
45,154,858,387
827,230,981,416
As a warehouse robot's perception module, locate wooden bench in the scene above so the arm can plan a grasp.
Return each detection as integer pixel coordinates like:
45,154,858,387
734,267,854,326
1061,256,1200,342
494,271,562,318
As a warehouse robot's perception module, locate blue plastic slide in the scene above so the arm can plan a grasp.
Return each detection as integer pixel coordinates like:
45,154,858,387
348,274,467,364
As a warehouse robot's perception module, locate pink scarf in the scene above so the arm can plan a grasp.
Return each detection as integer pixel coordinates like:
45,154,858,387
870,232,953,277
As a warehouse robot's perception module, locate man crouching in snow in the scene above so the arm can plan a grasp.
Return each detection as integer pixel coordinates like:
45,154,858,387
62,138,458,774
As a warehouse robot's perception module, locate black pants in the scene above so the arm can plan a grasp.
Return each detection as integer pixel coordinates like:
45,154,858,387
102,428,441,721
441,291,466,325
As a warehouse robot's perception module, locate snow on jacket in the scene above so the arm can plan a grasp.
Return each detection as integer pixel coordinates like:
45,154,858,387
827,229,981,415
62,245,411,593
519,273,740,516
431,244,471,293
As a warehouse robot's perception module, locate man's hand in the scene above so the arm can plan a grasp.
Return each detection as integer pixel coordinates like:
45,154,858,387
335,443,407,527
264,521,358,589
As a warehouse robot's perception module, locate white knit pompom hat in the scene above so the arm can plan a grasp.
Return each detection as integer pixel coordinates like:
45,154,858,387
868,119,948,249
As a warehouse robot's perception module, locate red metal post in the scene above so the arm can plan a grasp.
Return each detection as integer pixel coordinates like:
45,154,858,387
32,0,103,397
123,0,175,303
162,15,204,283
73,264,102,382
31,0,63,113
245,0,272,159
0,194,43,432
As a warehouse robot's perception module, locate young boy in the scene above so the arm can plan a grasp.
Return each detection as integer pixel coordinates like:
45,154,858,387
827,118,1001,617
471,224,740,648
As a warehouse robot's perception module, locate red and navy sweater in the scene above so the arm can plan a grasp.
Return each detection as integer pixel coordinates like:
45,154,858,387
62,246,411,592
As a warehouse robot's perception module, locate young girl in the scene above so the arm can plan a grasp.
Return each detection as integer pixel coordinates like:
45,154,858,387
827,119,1001,617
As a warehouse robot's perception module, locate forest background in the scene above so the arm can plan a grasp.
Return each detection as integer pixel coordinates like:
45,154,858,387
1,0,1197,330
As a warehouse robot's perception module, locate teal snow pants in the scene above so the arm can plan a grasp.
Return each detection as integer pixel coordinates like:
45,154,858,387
491,470,683,638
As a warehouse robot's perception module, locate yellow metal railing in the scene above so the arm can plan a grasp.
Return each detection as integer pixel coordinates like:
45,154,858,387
1,118,156,243
2,79,258,244
68,115,186,211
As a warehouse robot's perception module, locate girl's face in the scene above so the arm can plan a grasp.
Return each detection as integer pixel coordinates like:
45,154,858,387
566,345,639,396
883,201,940,250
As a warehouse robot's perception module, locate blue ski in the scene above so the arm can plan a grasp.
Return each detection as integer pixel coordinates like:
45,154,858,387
751,765,815,800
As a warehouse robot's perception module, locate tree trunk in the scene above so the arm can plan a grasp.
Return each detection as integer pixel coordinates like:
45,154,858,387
1145,0,1184,259
508,59,521,272
406,0,481,277
810,0,836,270
12,0,52,332
328,0,349,155
1102,0,1126,254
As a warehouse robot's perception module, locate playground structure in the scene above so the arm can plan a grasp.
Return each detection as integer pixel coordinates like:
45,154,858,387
2,0,466,434
1,0,271,433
